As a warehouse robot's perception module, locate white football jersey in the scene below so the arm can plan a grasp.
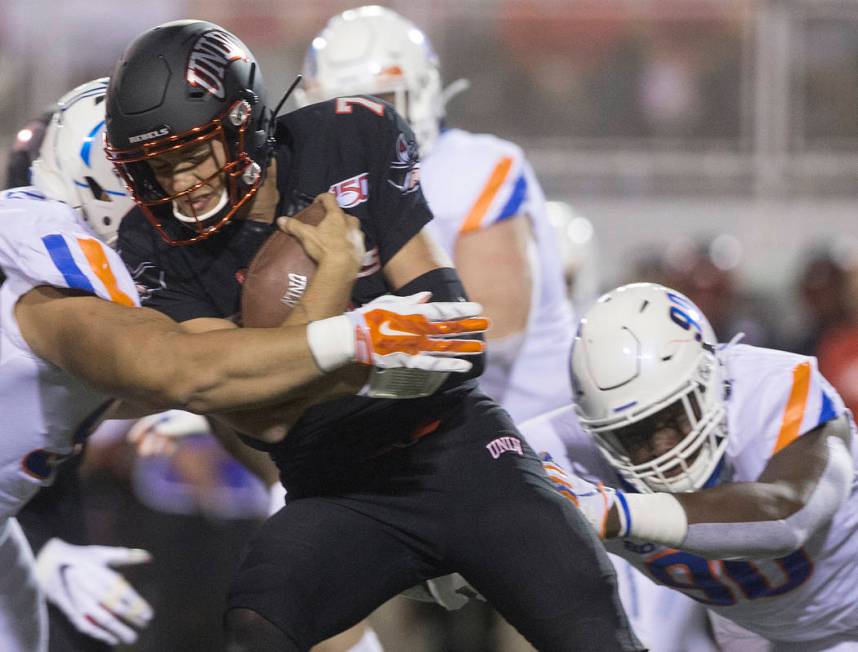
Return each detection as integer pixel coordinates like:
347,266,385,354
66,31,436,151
521,343,858,643
0,187,139,520
420,128,575,421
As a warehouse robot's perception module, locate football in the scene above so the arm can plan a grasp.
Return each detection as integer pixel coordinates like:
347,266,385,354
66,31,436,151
241,201,327,328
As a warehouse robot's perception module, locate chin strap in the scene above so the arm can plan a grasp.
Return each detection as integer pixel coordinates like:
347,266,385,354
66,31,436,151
172,188,229,223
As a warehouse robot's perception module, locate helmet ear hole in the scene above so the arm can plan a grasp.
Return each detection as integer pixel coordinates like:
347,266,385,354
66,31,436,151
84,176,111,202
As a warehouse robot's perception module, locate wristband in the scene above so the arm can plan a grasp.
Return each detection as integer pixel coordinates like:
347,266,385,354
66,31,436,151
306,315,354,371
616,492,688,547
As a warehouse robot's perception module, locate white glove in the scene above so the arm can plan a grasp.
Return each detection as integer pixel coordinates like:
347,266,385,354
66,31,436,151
35,538,153,645
306,292,488,374
540,452,617,538
127,410,210,457
401,573,485,611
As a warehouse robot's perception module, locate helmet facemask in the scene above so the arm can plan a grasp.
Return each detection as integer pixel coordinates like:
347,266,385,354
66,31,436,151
582,351,728,494
106,99,263,246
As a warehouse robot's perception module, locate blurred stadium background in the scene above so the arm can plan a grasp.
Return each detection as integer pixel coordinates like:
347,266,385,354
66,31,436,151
2,0,858,650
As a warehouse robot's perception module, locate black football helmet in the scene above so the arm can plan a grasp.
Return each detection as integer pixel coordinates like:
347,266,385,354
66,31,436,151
105,20,271,245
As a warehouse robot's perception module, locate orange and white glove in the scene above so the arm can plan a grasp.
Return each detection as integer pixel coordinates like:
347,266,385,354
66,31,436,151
307,292,488,398
540,452,617,539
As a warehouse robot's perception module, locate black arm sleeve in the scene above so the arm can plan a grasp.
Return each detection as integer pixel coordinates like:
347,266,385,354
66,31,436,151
396,267,485,383
364,102,433,264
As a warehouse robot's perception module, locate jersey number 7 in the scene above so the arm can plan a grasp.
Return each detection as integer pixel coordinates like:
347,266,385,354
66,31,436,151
335,96,386,117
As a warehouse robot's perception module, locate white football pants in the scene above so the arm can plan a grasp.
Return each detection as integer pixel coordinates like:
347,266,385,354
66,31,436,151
0,518,47,651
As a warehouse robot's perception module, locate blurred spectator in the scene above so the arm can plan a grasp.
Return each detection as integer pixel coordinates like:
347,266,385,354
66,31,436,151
629,235,776,346
626,245,675,287
792,244,853,356
815,256,858,417
5,110,52,188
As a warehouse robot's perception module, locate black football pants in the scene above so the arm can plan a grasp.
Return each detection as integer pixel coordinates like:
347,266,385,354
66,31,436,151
227,409,643,652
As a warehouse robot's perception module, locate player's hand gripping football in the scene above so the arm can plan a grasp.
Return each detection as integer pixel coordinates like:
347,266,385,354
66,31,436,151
540,452,617,538
277,192,365,271
34,538,154,645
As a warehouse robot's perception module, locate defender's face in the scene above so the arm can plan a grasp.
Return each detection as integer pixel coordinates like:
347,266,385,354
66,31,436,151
614,402,693,471
149,139,227,218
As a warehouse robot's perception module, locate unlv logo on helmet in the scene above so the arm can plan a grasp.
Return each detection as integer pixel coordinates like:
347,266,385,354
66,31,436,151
186,30,248,99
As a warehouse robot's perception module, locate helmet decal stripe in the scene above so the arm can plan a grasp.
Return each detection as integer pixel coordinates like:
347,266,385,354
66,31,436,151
60,83,108,110
613,400,638,413
79,120,105,168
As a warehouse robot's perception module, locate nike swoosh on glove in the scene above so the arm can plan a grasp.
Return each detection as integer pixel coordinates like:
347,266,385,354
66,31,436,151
307,291,489,374
35,538,153,645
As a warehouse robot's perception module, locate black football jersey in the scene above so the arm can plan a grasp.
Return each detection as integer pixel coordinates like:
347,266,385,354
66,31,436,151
117,97,481,486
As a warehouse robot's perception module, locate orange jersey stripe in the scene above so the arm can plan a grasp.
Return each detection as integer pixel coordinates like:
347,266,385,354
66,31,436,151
772,361,812,455
459,156,514,235
77,238,135,307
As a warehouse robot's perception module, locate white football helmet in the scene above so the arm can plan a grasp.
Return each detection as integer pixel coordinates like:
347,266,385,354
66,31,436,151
570,283,729,493
298,5,445,153
31,78,131,246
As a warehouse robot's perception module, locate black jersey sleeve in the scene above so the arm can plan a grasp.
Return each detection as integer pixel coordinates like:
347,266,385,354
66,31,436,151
355,98,434,264
117,209,223,322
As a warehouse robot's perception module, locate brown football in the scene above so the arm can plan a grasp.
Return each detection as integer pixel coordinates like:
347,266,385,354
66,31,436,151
241,201,327,328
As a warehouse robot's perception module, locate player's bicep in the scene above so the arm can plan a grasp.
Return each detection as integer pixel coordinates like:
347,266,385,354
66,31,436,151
16,286,179,395
179,317,238,333
758,413,851,491
383,226,453,291
454,214,532,339
679,414,852,527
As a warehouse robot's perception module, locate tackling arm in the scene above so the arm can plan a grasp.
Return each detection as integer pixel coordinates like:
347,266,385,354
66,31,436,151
607,415,853,560
15,285,328,414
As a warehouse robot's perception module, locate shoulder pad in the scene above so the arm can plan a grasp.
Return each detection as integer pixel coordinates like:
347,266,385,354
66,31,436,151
423,129,530,234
